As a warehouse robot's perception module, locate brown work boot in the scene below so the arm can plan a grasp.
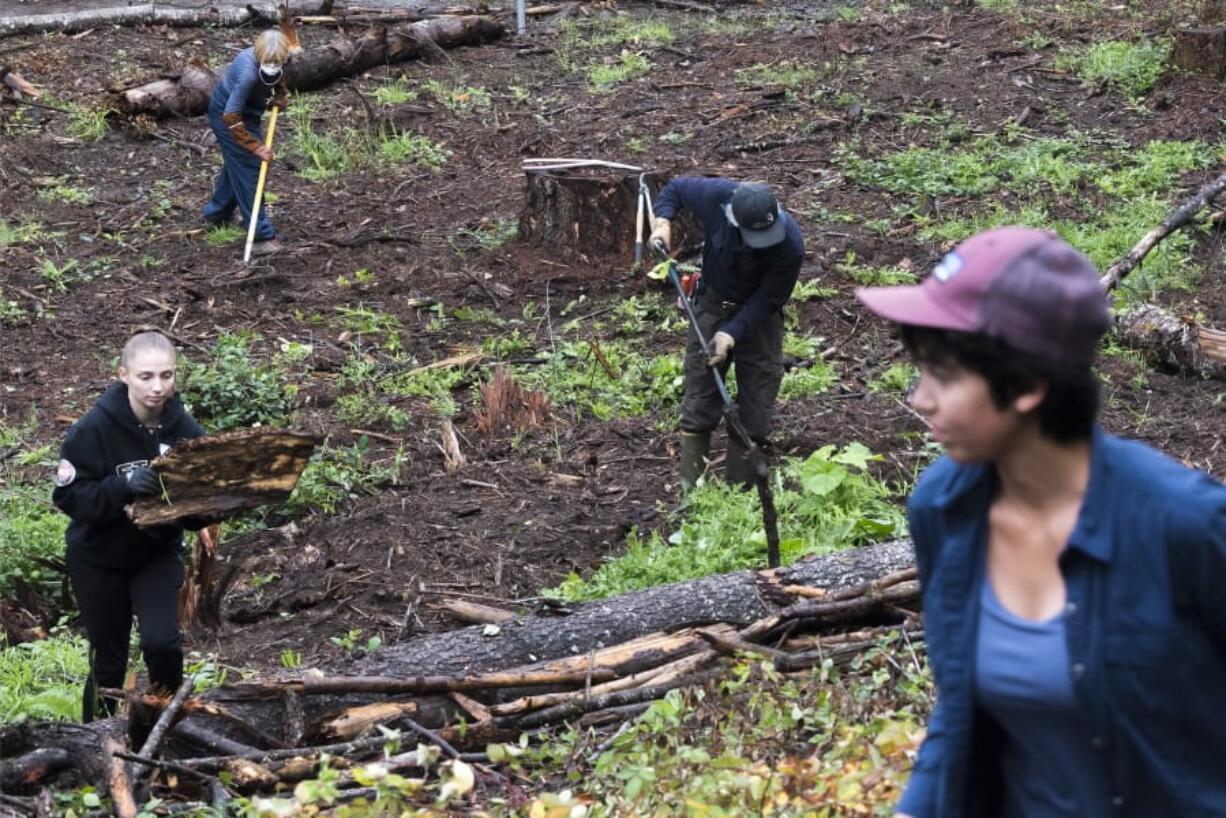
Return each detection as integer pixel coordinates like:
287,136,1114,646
250,238,283,257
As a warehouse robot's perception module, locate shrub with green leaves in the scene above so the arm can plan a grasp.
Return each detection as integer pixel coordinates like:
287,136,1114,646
0,489,68,603
283,441,406,518
180,333,295,431
0,633,89,723
551,443,906,600
520,339,683,423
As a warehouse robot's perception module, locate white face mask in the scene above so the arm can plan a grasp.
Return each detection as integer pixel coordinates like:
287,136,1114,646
258,62,283,86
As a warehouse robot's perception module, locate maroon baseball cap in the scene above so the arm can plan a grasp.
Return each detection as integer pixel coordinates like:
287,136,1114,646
856,227,1111,365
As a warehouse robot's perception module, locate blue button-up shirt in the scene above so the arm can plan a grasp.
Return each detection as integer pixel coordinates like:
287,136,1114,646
653,176,803,341
899,426,1226,818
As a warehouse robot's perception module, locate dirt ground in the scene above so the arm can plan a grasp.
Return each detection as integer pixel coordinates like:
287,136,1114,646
2,0,1225,675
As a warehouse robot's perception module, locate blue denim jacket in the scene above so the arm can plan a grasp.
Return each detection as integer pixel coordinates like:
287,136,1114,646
898,427,1226,818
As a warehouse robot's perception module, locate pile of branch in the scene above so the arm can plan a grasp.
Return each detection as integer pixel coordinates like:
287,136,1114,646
114,15,505,118
0,542,920,811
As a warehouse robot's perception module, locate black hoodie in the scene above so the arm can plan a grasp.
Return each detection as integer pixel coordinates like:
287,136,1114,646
52,382,205,569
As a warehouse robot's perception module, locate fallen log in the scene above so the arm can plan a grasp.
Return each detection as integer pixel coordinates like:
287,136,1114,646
115,16,506,118
0,1,327,37
0,749,72,795
0,541,917,794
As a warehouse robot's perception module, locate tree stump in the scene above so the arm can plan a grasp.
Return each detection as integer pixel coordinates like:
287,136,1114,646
518,167,659,261
1173,27,1226,77
1114,303,1226,379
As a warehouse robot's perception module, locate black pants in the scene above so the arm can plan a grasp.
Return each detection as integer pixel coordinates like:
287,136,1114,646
680,291,784,441
66,548,185,722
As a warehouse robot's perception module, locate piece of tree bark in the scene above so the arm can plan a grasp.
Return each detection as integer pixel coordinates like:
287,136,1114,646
519,168,655,261
130,428,319,527
0,749,72,794
434,598,516,625
115,16,505,118
1173,27,1226,77
0,1,328,37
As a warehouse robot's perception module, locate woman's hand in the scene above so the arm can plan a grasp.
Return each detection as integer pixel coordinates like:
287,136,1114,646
255,145,273,163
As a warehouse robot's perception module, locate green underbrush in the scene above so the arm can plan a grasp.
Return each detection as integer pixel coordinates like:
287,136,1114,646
0,633,89,723
180,332,303,431
552,443,906,601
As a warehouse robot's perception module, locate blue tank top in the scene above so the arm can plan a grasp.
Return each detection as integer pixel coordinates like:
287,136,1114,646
975,577,1112,818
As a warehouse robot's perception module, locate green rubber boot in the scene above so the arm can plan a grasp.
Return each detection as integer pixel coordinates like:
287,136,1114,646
680,430,711,492
725,435,757,489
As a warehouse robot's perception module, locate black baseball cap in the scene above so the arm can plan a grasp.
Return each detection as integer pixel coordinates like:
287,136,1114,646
724,183,787,248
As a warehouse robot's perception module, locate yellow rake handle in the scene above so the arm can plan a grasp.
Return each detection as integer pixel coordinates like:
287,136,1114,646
242,105,280,264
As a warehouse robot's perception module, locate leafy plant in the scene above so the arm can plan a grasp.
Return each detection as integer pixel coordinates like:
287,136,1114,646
204,224,244,245
376,129,451,170
836,251,916,286
66,105,112,141
0,488,69,603
0,217,51,247
333,306,404,354
735,60,821,90
283,440,406,517
179,332,296,431
551,443,905,600
36,179,92,206
871,362,919,394
0,633,89,723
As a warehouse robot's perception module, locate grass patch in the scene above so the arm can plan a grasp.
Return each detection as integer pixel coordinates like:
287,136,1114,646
66,105,112,141
421,80,491,117
371,78,418,106
287,95,450,181
587,50,652,91
551,443,905,601
1054,39,1170,100
0,217,52,247
836,251,917,286
870,362,918,394
0,633,89,723
735,60,822,91
36,178,92,206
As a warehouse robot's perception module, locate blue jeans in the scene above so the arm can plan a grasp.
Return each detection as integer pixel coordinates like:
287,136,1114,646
203,106,275,241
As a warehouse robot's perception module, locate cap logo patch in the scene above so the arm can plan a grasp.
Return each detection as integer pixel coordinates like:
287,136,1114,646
750,210,776,230
55,459,76,487
932,251,963,282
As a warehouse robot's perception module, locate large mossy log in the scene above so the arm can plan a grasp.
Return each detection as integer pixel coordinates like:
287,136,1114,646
114,16,505,118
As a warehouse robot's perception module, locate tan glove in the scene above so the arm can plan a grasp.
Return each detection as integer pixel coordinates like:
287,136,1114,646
708,331,735,366
221,111,265,156
649,218,672,253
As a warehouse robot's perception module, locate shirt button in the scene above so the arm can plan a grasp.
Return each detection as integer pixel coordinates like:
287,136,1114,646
1091,736,1105,750
1072,663,1086,680
1112,796,1126,808
1065,601,1077,616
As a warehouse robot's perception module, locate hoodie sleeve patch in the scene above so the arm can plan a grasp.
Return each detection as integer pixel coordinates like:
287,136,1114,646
55,459,77,487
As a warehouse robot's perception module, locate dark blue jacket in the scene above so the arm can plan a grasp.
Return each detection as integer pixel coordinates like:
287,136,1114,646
52,383,205,570
898,427,1226,818
653,177,803,340
209,47,274,122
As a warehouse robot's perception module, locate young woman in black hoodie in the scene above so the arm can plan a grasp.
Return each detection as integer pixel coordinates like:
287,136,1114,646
52,331,205,721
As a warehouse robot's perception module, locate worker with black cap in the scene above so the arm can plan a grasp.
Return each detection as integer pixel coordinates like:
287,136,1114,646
650,177,804,490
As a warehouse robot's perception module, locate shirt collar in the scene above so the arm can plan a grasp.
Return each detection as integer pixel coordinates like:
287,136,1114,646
930,425,1113,563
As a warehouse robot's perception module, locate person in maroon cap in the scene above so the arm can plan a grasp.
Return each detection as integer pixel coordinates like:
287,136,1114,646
856,226,1226,818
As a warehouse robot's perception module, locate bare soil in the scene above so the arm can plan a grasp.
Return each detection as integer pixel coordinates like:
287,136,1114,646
2,0,1225,673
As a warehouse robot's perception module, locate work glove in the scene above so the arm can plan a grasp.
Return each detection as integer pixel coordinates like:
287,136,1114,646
708,331,735,367
125,466,161,498
649,218,672,254
270,92,289,111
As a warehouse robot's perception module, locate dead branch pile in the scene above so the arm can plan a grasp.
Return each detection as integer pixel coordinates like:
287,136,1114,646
0,545,921,809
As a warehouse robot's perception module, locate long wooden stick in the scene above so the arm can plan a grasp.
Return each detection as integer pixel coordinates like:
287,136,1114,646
240,666,617,696
242,105,280,264
1100,170,1226,291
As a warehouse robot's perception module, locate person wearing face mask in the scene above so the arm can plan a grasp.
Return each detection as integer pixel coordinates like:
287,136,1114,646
203,29,290,256
52,331,206,724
